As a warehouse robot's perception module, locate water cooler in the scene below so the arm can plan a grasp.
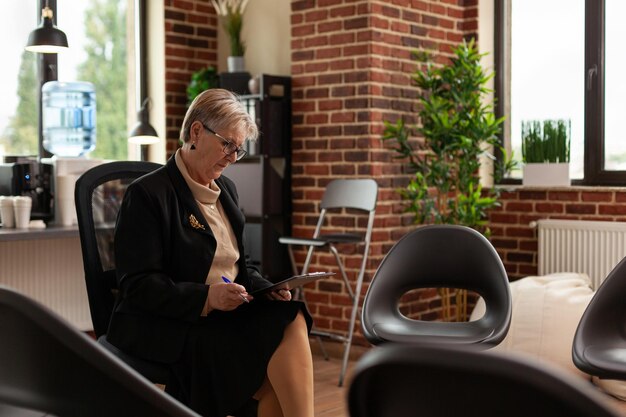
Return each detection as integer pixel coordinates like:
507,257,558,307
41,81,102,226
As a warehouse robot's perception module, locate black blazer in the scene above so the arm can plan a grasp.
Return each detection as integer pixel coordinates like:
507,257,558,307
108,156,272,364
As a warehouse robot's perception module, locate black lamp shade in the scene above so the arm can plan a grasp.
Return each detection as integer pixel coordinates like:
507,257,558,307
25,7,68,54
128,107,159,145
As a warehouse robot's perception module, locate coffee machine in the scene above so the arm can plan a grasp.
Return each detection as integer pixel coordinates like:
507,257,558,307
0,160,54,222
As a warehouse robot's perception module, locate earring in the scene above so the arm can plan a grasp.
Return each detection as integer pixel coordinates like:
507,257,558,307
190,142,196,150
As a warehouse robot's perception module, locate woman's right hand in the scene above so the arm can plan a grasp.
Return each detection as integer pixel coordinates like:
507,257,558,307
207,282,250,311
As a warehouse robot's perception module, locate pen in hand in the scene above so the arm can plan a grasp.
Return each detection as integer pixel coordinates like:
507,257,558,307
221,275,249,303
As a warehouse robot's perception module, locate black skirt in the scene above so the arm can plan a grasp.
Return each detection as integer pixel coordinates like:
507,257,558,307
165,299,312,417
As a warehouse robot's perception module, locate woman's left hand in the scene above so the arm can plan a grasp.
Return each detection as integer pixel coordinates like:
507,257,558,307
267,288,292,301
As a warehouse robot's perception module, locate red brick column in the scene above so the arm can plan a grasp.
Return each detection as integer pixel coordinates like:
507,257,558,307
290,0,479,346
163,0,218,157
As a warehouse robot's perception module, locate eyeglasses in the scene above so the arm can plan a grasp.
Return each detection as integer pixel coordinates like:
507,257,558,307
201,123,247,161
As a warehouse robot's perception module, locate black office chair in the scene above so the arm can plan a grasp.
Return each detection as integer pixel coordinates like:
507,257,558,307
0,285,199,417
361,224,511,346
573,256,626,379
74,161,169,383
348,344,620,417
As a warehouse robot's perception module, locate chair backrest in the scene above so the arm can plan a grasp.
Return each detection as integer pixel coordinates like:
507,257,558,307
75,160,161,337
313,179,378,239
573,256,626,379
361,224,511,346
348,344,620,417
0,285,199,417
320,179,378,211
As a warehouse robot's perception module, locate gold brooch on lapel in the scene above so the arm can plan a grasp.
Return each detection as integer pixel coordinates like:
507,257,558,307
189,214,205,230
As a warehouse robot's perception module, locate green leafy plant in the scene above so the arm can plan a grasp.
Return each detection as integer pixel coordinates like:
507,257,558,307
211,0,249,57
186,66,219,104
522,119,570,163
383,39,514,235
382,39,515,322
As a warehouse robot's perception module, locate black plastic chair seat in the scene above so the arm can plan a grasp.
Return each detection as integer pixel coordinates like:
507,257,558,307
573,256,626,380
361,225,511,348
370,321,496,346
577,345,626,379
348,344,620,417
0,286,199,417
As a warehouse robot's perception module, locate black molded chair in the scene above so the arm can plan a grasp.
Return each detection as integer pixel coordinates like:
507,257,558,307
348,344,620,417
75,161,169,383
361,224,511,346
0,285,199,417
573,256,626,379
278,178,378,386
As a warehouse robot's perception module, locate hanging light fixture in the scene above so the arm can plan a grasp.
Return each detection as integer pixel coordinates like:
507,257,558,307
25,1,69,54
128,0,158,162
128,98,159,145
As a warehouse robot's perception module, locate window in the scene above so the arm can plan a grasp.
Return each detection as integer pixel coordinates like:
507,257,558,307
1,1,133,162
0,3,38,158
496,0,626,185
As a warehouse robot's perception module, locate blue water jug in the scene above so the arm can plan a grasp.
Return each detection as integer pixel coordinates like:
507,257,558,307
42,81,96,157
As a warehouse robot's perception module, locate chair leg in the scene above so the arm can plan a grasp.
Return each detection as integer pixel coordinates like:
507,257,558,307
338,273,362,387
329,245,354,299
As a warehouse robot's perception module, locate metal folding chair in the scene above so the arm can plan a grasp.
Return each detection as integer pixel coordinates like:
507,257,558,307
279,178,378,386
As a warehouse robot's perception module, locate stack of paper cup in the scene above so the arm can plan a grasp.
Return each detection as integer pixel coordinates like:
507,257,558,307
56,174,78,226
13,196,32,229
0,196,15,228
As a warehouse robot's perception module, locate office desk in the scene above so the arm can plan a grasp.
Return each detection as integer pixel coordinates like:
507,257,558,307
0,226,92,330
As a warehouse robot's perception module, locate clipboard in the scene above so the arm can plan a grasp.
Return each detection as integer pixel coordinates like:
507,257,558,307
250,272,335,295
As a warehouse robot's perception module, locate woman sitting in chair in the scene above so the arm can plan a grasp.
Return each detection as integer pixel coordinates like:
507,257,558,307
108,88,314,417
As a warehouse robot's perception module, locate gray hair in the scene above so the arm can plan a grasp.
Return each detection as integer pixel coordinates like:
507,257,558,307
179,88,259,144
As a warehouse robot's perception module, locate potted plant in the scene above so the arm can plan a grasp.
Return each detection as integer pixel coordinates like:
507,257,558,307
521,119,571,186
382,39,515,320
211,0,249,72
186,66,219,104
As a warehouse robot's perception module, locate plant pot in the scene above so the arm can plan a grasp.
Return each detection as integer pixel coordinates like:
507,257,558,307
522,163,570,187
227,56,245,73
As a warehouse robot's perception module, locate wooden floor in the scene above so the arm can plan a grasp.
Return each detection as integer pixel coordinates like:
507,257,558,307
313,353,352,417
311,338,370,417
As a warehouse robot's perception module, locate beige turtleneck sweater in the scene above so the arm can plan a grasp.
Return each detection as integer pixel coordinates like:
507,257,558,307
175,151,240,286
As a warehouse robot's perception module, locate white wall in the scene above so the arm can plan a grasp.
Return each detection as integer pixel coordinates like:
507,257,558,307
217,0,292,77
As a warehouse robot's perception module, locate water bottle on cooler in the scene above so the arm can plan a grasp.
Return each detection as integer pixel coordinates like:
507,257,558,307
42,81,96,157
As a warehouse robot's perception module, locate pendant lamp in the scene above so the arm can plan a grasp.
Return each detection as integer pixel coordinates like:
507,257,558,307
128,98,159,145
128,0,158,160
25,1,69,54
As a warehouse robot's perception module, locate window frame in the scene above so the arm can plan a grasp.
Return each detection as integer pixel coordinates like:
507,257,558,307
37,0,58,159
495,0,626,185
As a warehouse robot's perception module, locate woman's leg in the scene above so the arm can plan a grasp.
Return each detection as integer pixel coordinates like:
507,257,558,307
254,378,284,417
265,312,314,417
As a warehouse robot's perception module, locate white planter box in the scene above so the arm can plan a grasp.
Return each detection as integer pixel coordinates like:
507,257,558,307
522,163,570,187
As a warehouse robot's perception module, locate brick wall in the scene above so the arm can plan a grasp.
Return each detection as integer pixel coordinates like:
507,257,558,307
490,186,626,279
163,0,218,155
290,0,479,346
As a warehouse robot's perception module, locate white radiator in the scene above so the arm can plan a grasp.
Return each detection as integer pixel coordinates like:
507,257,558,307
535,219,626,290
